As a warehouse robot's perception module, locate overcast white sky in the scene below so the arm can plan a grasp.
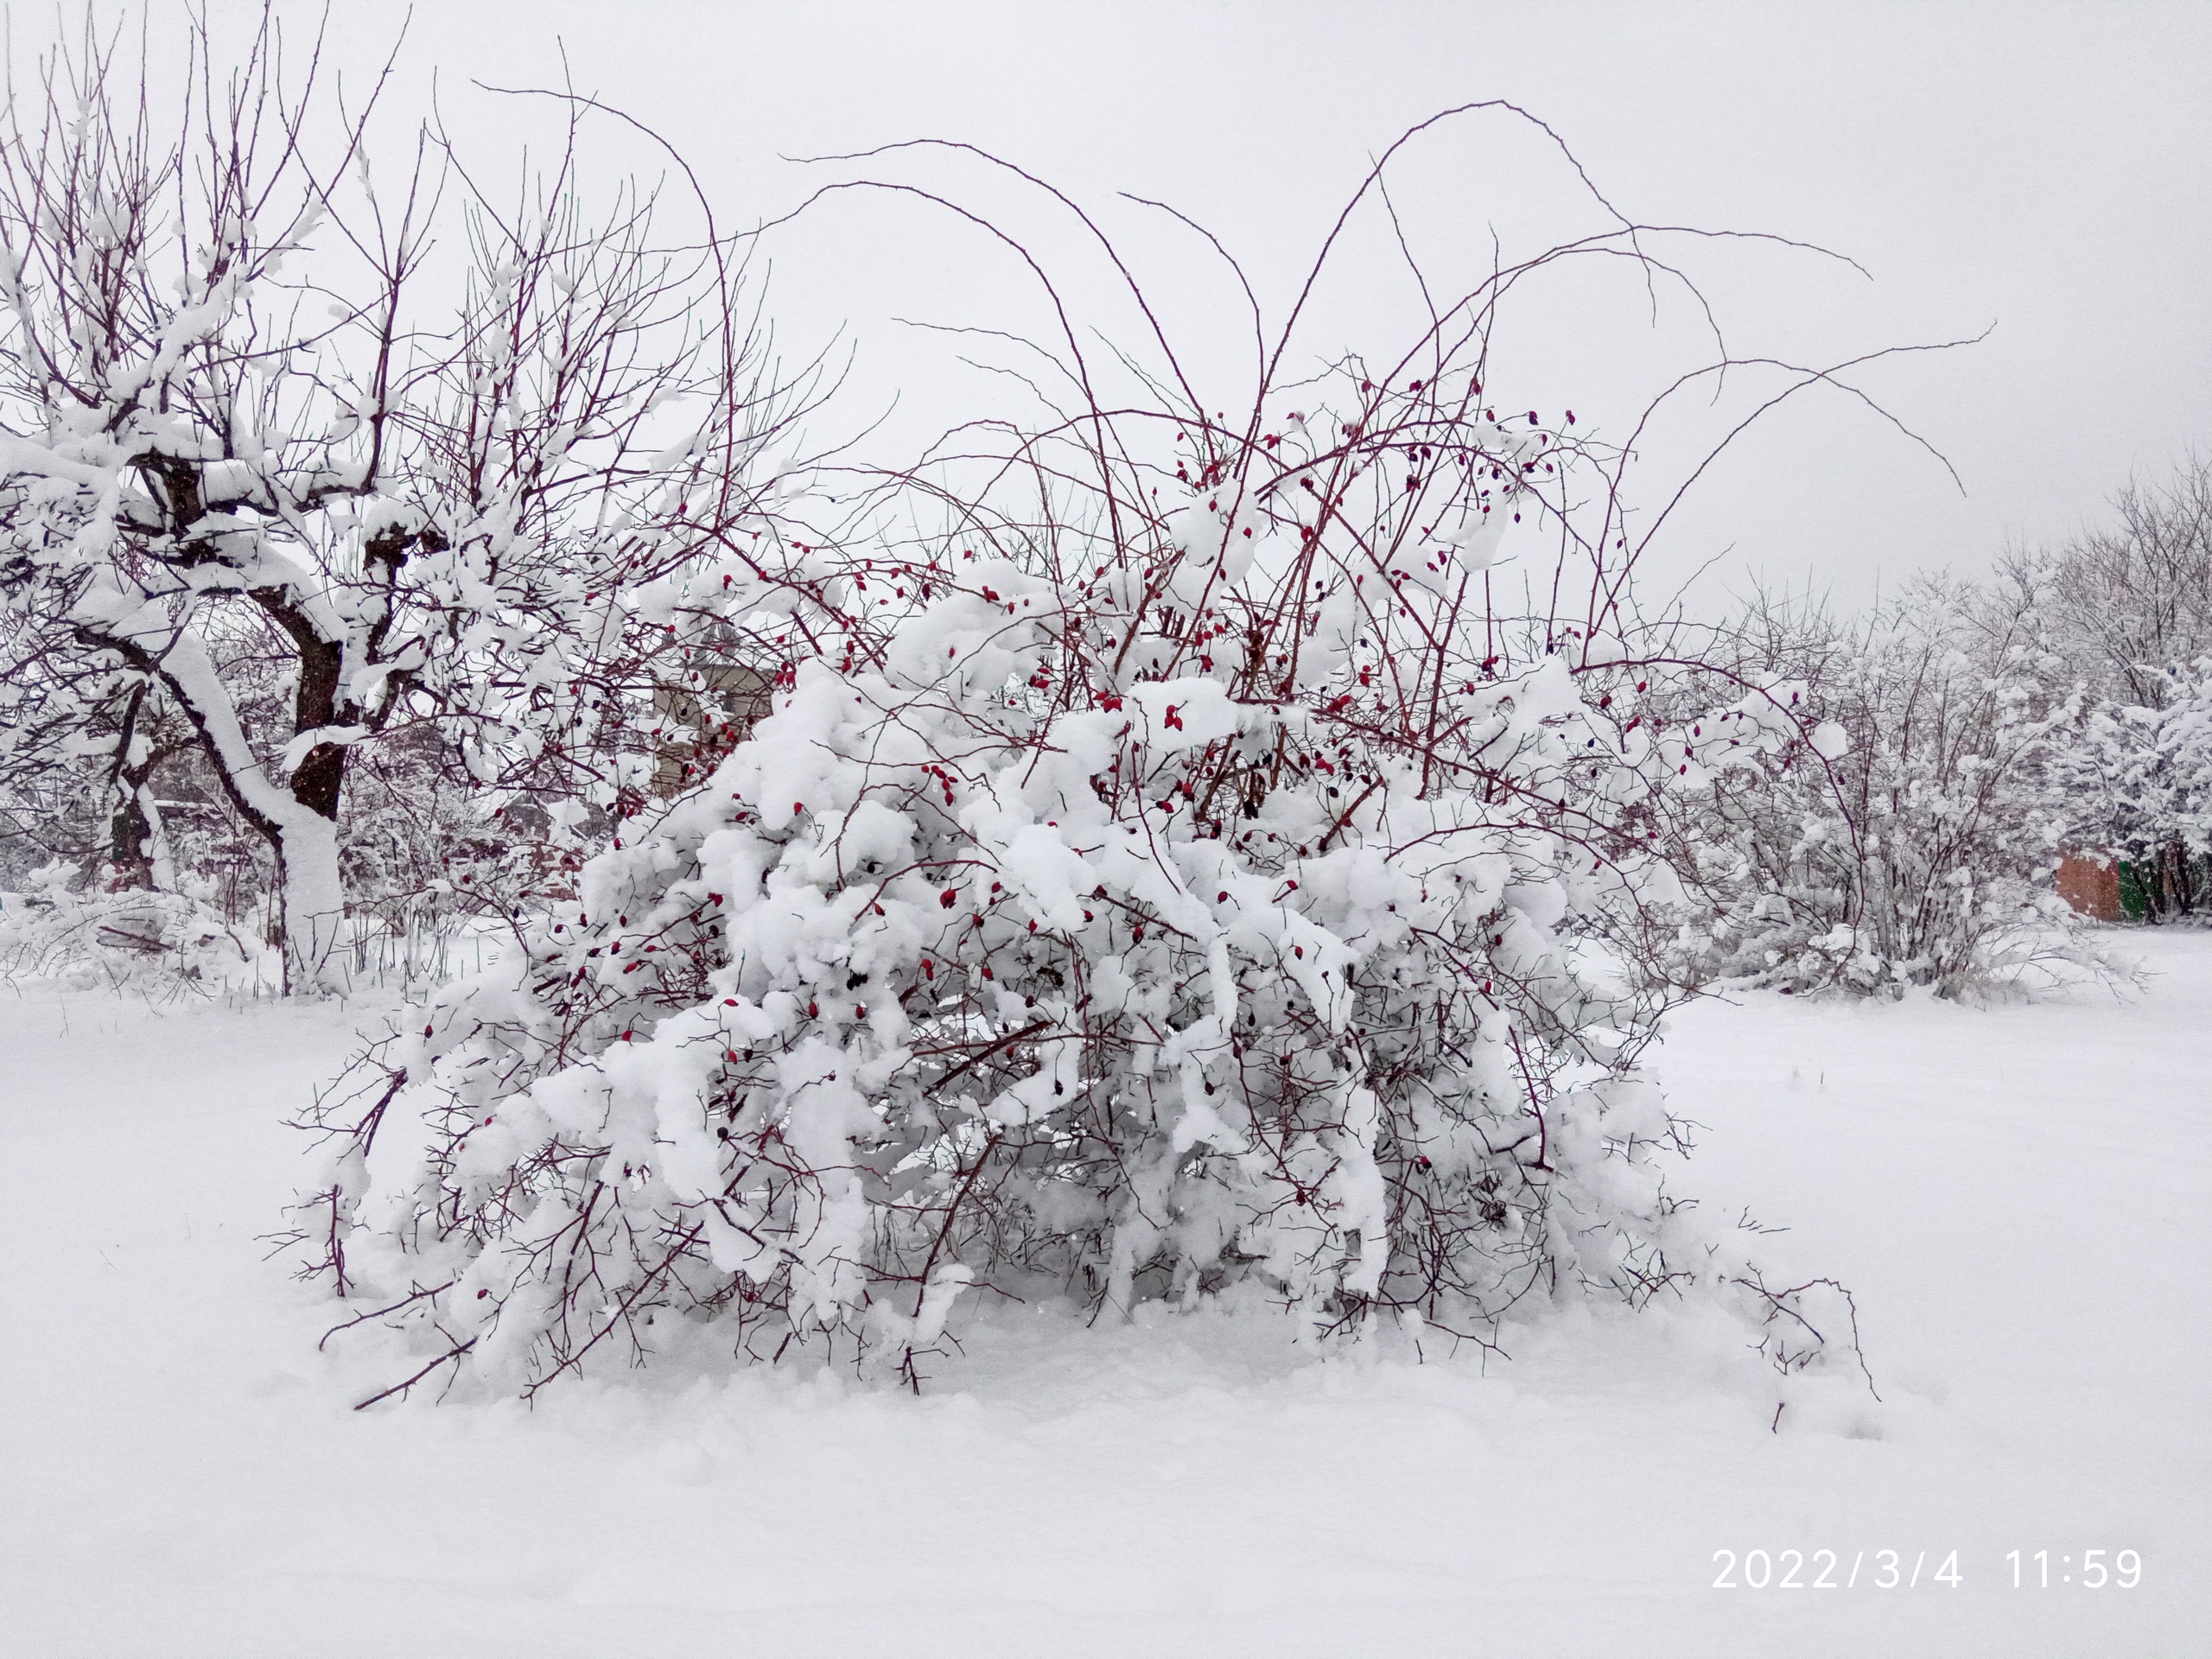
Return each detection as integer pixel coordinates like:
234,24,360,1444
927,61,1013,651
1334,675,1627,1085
136,3,2212,608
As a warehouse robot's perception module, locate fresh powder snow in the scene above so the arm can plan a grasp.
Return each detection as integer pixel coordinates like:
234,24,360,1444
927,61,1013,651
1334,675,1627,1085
3,931,2202,1656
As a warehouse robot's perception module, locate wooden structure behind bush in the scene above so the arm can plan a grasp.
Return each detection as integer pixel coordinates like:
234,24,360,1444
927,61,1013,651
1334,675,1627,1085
2056,851,2122,922
652,664,772,798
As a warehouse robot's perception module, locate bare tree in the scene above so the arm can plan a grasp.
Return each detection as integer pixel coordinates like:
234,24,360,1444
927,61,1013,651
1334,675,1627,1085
1999,454,2212,708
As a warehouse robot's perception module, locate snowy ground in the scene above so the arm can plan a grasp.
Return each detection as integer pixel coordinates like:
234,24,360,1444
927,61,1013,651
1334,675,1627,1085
3,932,2205,1656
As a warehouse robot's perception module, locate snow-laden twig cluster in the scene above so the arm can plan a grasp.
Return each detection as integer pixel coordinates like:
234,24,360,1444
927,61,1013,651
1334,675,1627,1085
296,331,1860,1395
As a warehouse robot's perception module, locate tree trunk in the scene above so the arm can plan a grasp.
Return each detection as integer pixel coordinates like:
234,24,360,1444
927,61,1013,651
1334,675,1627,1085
123,629,354,994
105,790,156,891
275,634,353,991
276,810,346,994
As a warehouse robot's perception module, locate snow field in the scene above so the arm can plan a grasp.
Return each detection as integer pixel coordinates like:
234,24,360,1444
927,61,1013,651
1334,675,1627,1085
2,931,2204,1656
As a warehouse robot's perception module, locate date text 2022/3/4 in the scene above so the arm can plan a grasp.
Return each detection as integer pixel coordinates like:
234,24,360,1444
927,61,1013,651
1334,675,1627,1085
1709,1548,2144,1590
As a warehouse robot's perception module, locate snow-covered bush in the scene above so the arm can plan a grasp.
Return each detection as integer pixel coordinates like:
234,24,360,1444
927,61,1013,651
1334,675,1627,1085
1679,577,2106,996
0,862,276,993
295,130,1877,1399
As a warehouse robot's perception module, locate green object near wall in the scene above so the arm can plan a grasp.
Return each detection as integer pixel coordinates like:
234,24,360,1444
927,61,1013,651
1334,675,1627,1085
2116,861,2153,922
